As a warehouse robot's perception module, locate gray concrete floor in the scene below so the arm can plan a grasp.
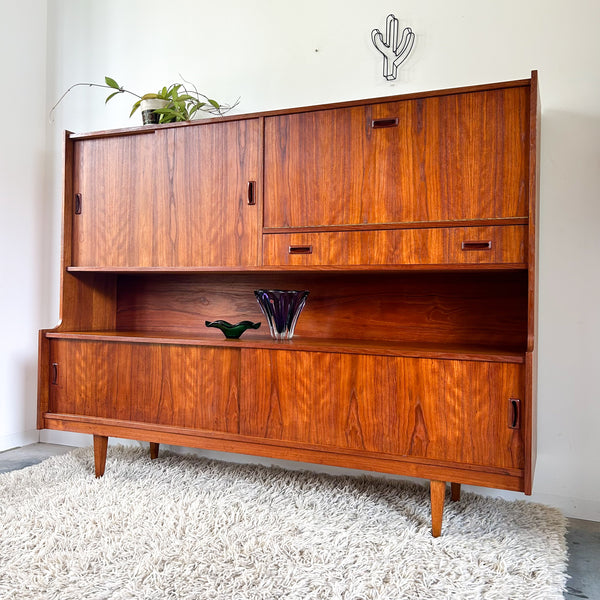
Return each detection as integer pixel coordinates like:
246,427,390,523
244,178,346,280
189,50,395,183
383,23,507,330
0,443,73,474
1,443,598,598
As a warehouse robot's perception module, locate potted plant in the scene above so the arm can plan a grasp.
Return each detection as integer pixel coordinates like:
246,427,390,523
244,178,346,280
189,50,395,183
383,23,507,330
51,76,240,124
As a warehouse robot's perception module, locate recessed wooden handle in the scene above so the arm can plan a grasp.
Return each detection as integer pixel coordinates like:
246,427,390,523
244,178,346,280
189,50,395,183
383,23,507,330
508,398,521,429
247,181,256,205
74,193,82,215
288,245,313,255
371,118,399,129
461,240,492,251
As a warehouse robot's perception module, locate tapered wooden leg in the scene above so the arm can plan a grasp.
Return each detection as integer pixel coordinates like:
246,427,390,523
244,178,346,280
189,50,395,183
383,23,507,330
93,435,108,478
149,442,160,460
451,482,461,502
430,480,446,537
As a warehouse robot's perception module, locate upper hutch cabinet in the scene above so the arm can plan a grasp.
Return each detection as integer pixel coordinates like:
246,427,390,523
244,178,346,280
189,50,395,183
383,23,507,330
263,86,529,229
72,118,261,268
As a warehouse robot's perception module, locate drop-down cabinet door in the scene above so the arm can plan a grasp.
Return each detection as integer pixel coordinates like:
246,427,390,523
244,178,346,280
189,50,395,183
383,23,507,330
263,85,529,229
71,118,261,268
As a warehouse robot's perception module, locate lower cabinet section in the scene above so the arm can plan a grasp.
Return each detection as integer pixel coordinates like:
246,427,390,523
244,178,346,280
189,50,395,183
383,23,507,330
44,336,529,537
48,339,525,476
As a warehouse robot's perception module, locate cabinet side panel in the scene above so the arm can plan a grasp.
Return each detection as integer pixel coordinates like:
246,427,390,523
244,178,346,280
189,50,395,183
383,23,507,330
59,272,117,331
524,72,538,493
37,331,51,428
524,351,537,494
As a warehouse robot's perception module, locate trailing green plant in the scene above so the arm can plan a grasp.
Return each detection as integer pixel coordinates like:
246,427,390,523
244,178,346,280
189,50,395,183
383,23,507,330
51,76,240,123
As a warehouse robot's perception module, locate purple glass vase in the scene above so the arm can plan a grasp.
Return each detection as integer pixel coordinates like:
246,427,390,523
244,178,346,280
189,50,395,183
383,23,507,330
254,290,309,340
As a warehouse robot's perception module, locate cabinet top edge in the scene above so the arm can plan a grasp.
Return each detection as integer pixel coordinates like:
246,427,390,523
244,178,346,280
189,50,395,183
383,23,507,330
69,72,537,141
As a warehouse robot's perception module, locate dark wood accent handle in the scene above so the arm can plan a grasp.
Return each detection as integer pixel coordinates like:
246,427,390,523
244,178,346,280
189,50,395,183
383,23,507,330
461,240,492,251
247,181,256,205
288,245,313,255
371,118,399,129
74,193,82,215
51,363,58,385
508,398,521,429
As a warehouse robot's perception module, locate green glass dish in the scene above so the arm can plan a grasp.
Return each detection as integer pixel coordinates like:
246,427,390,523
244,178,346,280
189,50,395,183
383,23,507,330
205,320,261,339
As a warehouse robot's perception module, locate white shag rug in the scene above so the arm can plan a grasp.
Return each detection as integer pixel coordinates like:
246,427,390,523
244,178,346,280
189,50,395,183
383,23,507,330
0,446,567,600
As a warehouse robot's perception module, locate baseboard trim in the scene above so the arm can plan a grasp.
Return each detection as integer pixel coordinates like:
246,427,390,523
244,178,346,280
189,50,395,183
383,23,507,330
0,429,39,452
38,429,91,447
459,486,600,523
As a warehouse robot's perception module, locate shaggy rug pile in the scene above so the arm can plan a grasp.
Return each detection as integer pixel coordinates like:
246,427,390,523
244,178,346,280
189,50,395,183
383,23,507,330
0,446,567,599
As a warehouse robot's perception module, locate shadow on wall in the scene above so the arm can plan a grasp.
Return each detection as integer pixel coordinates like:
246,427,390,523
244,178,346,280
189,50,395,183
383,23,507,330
535,108,600,514
537,108,599,365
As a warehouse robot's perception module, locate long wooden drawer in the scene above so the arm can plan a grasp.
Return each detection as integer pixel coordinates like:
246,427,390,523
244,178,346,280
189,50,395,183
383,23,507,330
263,225,527,267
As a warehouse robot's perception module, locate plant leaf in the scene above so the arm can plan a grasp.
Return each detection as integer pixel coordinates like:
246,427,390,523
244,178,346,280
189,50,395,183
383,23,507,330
208,99,220,109
129,100,141,117
105,91,121,104
105,76,120,89
154,108,180,118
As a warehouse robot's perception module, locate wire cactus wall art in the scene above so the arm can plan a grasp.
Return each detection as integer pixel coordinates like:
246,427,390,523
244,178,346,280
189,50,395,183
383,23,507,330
371,14,415,81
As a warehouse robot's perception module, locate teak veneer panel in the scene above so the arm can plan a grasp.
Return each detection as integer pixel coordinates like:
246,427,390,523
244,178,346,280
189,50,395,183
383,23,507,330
263,225,527,267
50,340,240,433
240,350,524,470
72,120,260,268
264,86,529,229
47,339,525,473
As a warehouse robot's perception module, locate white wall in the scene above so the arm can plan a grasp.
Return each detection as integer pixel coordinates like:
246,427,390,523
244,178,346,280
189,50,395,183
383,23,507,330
33,0,600,520
0,0,48,450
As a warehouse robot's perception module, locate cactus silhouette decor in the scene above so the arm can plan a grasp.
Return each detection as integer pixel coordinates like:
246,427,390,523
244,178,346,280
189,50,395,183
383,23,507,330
371,14,415,81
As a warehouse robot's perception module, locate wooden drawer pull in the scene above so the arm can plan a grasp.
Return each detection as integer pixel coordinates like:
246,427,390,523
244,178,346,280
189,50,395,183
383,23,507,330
371,118,399,129
247,181,256,205
508,398,521,429
288,245,313,255
461,240,492,251
51,363,58,385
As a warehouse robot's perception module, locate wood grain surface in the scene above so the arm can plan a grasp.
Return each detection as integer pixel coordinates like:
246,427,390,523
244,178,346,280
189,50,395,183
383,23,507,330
239,349,524,470
114,270,527,349
50,340,240,433
72,120,260,268
264,86,529,228
263,225,527,267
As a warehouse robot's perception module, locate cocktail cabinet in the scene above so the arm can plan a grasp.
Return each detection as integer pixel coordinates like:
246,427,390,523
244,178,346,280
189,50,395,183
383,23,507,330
38,72,540,536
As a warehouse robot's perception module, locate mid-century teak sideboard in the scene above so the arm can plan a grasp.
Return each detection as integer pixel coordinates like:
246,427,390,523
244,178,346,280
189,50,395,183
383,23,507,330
38,71,539,537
